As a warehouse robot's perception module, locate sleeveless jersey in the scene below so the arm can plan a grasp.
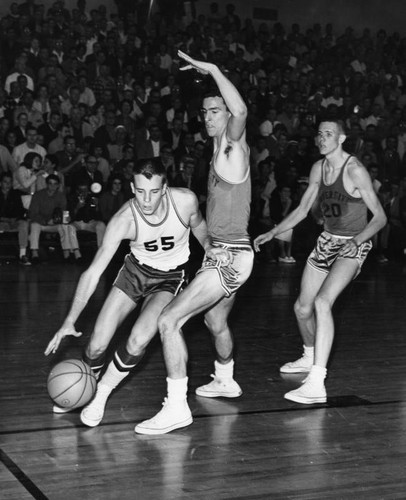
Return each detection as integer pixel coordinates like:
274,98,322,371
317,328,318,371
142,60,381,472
129,188,190,271
318,156,367,236
206,162,251,242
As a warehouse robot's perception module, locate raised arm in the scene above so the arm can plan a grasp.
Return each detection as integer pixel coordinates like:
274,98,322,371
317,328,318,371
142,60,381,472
178,50,247,142
44,207,132,355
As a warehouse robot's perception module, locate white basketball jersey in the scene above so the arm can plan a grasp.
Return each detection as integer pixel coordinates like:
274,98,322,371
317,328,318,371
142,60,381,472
129,188,190,271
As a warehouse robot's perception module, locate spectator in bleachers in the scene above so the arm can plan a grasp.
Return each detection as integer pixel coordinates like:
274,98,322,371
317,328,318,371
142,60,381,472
68,104,93,148
4,54,34,93
0,171,30,264
91,143,111,185
55,135,85,190
93,108,116,147
136,123,163,160
4,130,18,154
116,99,137,143
13,151,44,209
12,125,47,166
107,125,129,163
36,153,64,192
71,153,104,193
14,90,44,130
47,122,72,155
37,111,61,150
67,181,106,260
2,0,406,265
0,143,18,175
28,173,70,263
11,112,28,146
98,173,125,224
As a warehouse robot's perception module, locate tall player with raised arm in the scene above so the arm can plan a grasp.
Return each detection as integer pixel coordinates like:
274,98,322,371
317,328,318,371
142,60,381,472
135,50,254,435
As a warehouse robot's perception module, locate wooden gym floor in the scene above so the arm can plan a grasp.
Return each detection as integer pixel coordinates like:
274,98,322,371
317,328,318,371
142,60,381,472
1,249,406,499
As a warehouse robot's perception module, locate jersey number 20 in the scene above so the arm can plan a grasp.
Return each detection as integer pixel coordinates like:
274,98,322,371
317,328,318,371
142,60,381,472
321,203,342,218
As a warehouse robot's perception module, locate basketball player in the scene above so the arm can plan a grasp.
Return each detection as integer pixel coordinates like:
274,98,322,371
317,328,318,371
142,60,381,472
134,50,254,435
44,158,211,427
254,120,387,404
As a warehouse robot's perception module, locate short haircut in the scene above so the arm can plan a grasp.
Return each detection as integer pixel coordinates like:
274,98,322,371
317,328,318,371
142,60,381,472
64,135,75,144
0,172,12,182
45,153,59,167
320,119,346,135
134,157,167,184
46,174,60,184
202,89,227,109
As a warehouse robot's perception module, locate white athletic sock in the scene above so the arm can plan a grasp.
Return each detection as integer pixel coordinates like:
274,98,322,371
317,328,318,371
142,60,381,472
303,345,314,358
214,359,234,380
167,377,188,402
84,363,131,419
307,365,327,384
100,360,130,390
19,248,26,257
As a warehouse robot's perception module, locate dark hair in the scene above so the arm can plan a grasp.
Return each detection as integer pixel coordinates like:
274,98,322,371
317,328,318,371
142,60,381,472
0,172,12,182
46,174,60,184
134,157,167,184
64,135,75,144
202,89,227,108
45,153,59,167
21,152,42,169
106,173,123,190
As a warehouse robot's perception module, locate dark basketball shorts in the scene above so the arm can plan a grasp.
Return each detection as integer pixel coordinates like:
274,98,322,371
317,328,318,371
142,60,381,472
307,231,372,276
114,253,186,303
196,239,254,297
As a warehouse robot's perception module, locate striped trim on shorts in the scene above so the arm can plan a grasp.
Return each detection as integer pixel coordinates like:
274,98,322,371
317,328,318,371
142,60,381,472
114,253,186,303
196,239,254,297
307,231,372,276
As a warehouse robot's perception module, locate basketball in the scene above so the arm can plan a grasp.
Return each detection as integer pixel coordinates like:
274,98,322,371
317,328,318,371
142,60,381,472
47,359,97,410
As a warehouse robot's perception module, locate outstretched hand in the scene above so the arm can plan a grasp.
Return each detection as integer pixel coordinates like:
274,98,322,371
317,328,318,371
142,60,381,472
44,323,83,356
253,232,274,252
178,50,213,75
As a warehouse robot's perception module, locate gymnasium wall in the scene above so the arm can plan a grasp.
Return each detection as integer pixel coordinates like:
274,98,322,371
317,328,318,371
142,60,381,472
197,0,406,35
0,0,404,36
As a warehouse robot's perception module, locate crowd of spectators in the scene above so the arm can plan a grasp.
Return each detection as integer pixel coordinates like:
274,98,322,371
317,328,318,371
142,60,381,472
1,0,406,266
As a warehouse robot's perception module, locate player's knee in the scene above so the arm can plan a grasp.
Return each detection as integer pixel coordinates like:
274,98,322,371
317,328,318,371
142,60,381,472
294,299,312,320
157,308,175,336
126,335,148,356
204,315,227,336
85,344,106,359
86,335,109,358
314,295,332,315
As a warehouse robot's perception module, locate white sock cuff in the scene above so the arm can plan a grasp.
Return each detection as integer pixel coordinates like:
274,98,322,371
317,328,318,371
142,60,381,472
214,359,234,379
303,345,314,356
167,377,188,400
100,361,130,390
310,365,327,379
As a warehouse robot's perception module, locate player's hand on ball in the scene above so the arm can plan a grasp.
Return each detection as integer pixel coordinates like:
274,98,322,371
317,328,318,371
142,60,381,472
44,324,83,356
